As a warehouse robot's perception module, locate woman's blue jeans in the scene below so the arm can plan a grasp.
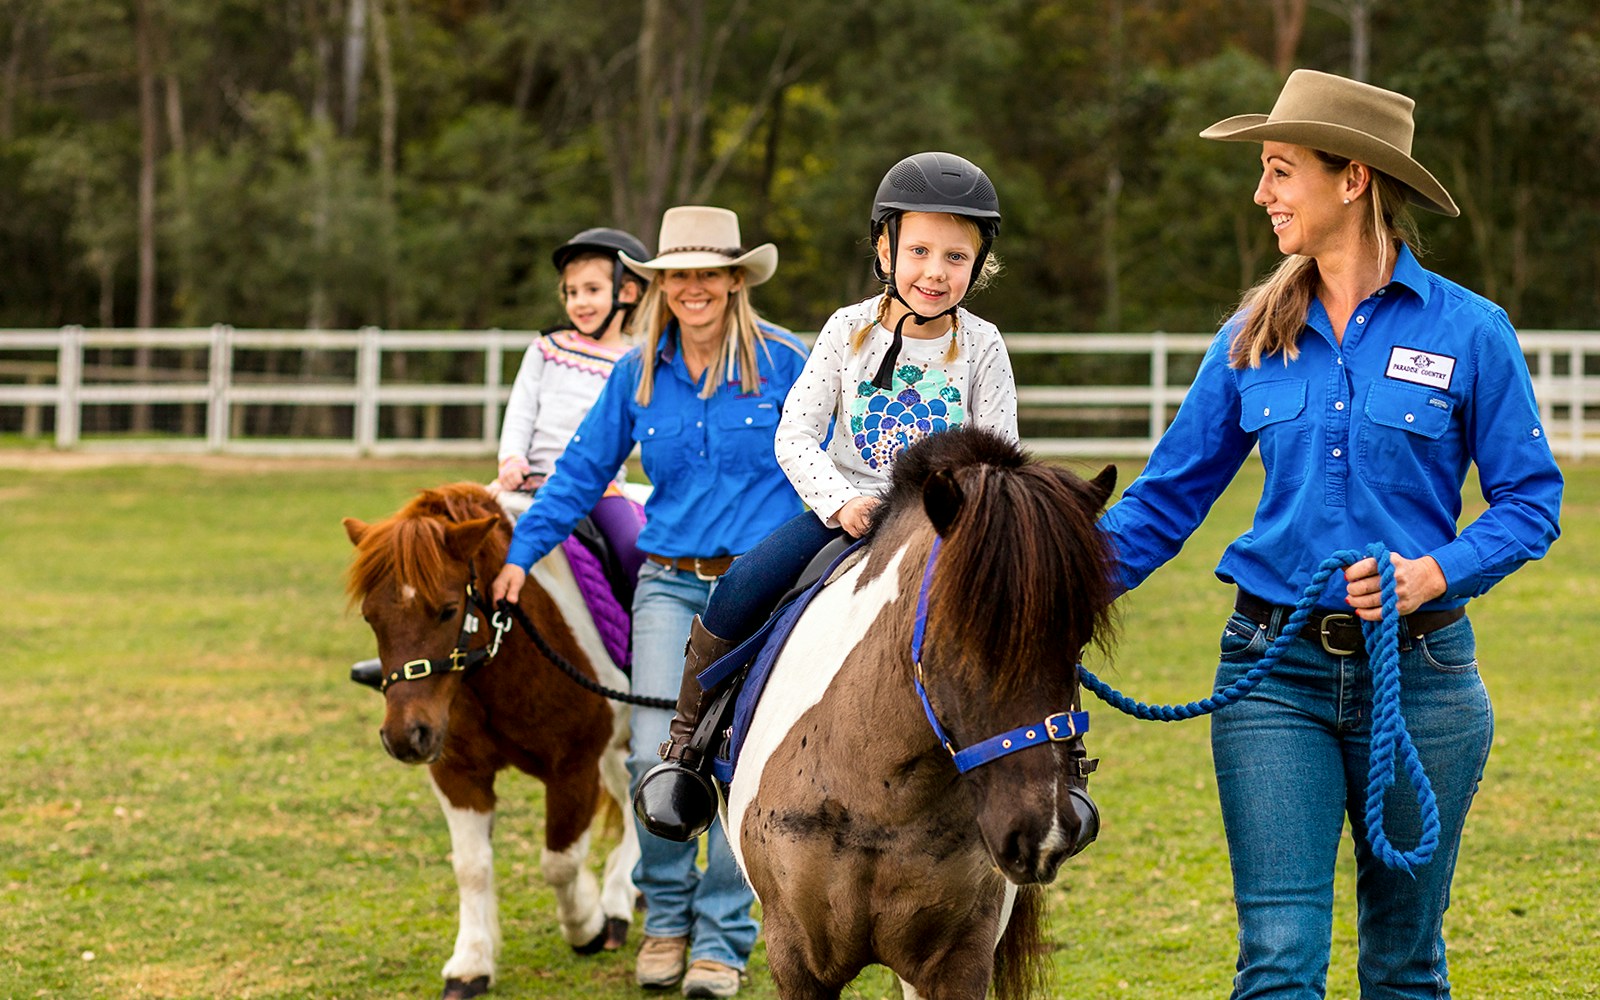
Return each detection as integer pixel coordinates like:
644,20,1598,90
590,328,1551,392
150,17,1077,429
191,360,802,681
1210,611,1491,1000
628,559,758,969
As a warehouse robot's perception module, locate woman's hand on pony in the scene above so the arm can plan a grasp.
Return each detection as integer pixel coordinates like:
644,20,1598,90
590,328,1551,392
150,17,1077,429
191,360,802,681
492,564,527,606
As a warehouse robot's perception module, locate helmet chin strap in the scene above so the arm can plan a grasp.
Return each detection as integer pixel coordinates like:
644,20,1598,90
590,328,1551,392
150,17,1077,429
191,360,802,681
870,214,962,390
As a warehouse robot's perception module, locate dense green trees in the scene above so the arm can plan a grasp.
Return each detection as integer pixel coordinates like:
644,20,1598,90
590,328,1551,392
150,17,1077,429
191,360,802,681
3,0,1598,335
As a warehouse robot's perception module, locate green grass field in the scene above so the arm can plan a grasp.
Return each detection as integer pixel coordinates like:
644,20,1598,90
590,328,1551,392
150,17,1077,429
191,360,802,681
1,454,1595,999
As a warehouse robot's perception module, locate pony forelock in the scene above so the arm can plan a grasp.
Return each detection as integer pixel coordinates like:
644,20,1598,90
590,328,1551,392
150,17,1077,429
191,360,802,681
345,482,507,607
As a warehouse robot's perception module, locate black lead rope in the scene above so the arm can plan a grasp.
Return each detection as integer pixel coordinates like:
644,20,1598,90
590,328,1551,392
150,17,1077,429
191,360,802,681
493,597,677,710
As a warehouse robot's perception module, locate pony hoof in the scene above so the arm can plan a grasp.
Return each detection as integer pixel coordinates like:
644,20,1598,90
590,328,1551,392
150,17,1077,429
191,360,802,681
573,916,630,955
604,916,631,951
441,975,490,1000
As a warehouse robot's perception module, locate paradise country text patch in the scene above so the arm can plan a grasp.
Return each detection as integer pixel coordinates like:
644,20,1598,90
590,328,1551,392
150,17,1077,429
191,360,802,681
1386,346,1456,390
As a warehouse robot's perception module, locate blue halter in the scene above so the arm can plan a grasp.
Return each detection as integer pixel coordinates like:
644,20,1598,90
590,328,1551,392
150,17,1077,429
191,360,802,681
910,535,1091,774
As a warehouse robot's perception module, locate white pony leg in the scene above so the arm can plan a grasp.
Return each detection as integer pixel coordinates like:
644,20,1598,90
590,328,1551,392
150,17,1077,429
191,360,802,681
598,711,640,921
429,775,499,985
542,831,605,946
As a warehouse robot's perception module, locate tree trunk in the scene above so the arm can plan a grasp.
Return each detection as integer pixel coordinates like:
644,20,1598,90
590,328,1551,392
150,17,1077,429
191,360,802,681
1349,0,1371,81
370,0,398,327
132,0,161,433
1,12,26,142
341,0,366,134
1271,0,1307,76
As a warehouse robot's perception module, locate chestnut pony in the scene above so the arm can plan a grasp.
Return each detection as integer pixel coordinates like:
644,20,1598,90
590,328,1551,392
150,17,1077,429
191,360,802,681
726,428,1117,1000
344,483,638,1000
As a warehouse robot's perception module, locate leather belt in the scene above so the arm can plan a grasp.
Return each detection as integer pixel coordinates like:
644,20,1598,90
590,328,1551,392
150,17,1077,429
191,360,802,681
647,553,736,581
1234,589,1465,656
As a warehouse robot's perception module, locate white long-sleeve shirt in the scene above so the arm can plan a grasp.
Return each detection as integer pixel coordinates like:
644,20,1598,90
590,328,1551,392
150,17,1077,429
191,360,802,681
498,331,632,480
775,296,1019,527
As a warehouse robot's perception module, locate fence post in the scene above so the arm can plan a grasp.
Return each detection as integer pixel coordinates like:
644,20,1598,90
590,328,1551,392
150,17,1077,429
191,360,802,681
1149,330,1169,450
355,326,381,455
55,325,83,449
206,324,233,451
1571,344,1586,461
484,329,504,450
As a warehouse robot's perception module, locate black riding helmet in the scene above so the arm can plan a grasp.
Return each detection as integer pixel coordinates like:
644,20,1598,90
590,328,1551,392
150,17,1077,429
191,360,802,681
868,152,1002,388
551,227,651,339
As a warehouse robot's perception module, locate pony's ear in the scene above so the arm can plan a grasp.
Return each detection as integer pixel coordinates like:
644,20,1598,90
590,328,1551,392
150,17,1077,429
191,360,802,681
445,516,501,561
343,517,369,546
1085,464,1118,512
923,469,964,537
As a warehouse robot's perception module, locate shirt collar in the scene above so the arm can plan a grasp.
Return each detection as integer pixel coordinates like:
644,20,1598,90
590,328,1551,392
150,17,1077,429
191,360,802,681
1387,242,1431,306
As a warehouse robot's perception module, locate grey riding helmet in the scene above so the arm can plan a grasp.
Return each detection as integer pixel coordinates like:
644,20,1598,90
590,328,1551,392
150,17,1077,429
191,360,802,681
551,227,651,337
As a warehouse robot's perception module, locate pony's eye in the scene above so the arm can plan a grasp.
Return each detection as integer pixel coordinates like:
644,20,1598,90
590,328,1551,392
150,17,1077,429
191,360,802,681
437,604,458,624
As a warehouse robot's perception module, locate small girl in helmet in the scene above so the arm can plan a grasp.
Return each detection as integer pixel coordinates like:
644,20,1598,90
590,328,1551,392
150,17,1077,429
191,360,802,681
349,227,649,691
634,151,1026,841
494,228,650,567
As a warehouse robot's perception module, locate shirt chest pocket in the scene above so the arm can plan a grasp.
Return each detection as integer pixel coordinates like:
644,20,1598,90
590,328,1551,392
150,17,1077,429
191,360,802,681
1358,382,1452,495
713,398,782,471
1239,379,1309,488
632,415,685,481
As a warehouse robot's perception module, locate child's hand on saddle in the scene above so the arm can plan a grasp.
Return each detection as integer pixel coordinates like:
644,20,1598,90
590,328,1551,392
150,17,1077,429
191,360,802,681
497,456,532,491
1343,552,1447,621
492,564,527,606
837,497,881,538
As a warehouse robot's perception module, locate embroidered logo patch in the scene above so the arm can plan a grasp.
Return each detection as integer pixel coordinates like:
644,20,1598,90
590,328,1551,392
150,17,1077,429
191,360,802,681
1386,346,1456,389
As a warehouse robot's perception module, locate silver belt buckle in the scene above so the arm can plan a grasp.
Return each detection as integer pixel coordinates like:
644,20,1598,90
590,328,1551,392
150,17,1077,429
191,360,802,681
693,557,721,582
1318,613,1360,656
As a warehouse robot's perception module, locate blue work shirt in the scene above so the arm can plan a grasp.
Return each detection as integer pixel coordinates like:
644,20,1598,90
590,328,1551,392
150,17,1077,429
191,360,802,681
1100,244,1562,609
506,321,810,568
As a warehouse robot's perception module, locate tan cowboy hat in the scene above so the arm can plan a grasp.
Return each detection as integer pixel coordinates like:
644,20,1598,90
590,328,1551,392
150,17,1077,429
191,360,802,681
619,206,779,286
1199,69,1459,217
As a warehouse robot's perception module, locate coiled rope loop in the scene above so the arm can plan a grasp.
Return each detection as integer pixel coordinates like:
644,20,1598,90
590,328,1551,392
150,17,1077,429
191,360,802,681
1078,542,1440,873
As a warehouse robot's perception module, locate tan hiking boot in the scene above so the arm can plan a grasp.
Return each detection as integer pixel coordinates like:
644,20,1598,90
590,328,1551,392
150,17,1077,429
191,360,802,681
681,959,743,998
635,934,689,989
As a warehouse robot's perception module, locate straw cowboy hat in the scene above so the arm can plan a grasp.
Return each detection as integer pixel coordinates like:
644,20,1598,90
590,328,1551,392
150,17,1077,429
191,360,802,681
619,206,779,286
1199,69,1459,217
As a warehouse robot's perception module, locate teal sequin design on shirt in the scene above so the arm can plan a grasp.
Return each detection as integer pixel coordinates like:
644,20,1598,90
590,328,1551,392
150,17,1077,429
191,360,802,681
850,365,964,470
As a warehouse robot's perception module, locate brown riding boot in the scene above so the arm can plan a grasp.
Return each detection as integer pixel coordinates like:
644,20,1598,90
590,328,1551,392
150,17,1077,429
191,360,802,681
658,616,737,765
633,616,738,842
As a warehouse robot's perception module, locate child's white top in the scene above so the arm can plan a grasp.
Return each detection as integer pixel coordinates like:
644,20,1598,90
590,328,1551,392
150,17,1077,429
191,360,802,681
499,331,632,480
775,296,1019,527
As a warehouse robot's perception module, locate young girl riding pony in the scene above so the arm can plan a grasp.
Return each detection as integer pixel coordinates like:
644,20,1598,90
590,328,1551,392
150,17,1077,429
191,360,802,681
634,153,1101,847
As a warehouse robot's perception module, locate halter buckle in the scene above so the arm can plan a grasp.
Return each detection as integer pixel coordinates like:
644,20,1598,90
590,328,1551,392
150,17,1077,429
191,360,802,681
402,658,431,681
1044,711,1080,741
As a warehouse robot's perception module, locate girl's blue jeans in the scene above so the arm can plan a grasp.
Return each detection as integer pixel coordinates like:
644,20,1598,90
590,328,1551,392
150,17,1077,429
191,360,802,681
1210,610,1491,1000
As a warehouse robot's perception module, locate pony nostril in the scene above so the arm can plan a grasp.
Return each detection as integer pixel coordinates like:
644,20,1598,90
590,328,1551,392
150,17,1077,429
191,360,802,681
408,723,435,755
1002,829,1037,876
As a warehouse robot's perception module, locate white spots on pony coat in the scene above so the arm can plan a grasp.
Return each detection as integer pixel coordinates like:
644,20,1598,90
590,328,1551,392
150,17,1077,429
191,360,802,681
1037,777,1069,862
400,584,418,603
429,774,499,984
542,832,606,947
725,543,908,868
529,544,639,926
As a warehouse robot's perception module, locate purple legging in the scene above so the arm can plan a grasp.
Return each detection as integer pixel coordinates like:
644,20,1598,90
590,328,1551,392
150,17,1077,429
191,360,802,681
589,493,646,583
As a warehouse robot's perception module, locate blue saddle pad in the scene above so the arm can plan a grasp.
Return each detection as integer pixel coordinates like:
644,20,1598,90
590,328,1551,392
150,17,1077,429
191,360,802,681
703,539,867,785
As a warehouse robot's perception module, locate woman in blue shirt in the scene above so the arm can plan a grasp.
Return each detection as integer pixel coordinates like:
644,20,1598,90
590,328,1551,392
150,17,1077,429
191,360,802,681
493,206,807,998
1100,71,1562,999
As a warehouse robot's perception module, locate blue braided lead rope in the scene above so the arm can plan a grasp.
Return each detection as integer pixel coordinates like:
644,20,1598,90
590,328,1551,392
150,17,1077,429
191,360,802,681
1079,542,1440,873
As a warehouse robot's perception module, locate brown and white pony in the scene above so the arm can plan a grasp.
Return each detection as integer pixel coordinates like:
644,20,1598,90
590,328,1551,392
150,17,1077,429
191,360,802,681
344,483,638,1000
727,428,1117,1000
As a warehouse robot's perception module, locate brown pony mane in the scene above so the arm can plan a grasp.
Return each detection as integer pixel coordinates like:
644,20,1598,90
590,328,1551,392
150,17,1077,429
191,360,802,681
345,482,510,606
877,427,1117,700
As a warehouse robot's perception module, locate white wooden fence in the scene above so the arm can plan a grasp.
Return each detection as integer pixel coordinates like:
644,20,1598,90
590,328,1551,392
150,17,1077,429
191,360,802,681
2,326,1598,459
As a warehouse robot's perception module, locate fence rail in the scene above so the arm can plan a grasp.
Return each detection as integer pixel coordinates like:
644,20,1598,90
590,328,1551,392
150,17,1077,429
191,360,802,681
3,326,1598,459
